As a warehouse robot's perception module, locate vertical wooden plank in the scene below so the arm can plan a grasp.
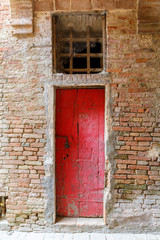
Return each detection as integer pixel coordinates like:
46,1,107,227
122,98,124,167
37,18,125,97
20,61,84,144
56,89,79,217
98,89,105,203
78,89,105,217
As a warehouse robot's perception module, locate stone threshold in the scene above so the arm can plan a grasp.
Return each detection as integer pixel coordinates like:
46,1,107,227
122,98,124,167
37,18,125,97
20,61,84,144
0,219,10,231
55,217,105,226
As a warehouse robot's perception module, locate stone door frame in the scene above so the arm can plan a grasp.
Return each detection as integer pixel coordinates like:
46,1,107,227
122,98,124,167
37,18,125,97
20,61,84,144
44,73,113,224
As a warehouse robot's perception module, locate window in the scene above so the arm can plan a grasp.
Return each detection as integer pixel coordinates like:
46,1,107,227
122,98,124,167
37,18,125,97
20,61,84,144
0,197,7,219
53,13,106,74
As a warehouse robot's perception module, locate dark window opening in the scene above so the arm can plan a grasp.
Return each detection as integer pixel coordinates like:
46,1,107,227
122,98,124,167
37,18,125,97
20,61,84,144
73,42,87,54
53,13,106,74
73,57,87,69
0,197,7,219
90,57,101,68
90,42,102,53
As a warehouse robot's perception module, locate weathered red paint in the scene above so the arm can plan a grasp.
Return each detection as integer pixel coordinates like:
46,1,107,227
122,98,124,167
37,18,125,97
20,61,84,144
56,88,105,217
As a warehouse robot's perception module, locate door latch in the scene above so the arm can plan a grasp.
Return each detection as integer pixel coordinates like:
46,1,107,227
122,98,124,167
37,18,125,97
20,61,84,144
65,138,70,149
56,136,70,149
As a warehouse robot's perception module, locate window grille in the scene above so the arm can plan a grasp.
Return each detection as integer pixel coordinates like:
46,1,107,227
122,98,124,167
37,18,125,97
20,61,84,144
53,13,106,74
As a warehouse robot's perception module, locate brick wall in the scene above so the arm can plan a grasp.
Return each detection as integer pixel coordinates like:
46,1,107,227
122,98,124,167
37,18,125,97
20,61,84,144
0,0,160,232
107,9,160,230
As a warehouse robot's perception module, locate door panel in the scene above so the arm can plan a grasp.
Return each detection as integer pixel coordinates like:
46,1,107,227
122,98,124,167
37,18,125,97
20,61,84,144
56,89,79,217
56,88,105,217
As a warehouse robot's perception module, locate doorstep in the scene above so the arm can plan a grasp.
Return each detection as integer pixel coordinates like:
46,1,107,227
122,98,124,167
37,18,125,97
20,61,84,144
0,219,10,231
56,217,105,226
51,217,106,233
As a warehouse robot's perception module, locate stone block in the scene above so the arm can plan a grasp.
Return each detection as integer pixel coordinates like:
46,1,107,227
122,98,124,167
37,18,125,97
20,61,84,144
92,0,116,10
55,0,70,10
71,0,92,10
138,0,160,33
116,0,137,9
34,1,53,11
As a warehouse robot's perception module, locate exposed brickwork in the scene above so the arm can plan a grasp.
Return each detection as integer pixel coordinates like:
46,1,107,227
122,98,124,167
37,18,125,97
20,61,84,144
107,9,160,230
0,0,160,232
34,1,53,12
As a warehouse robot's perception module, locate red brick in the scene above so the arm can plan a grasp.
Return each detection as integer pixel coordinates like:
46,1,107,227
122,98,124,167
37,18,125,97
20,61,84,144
135,180,146,185
55,0,70,10
118,150,137,155
24,147,38,152
126,141,138,146
116,0,137,9
113,127,131,132
127,175,148,180
9,152,22,156
124,137,133,141
34,1,53,11
131,146,149,151
92,0,116,9
27,139,35,143
136,59,150,63
13,129,23,133
128,165,149,170
138,142,150,146
28,156,38,161
129,155,150,161
120,146,131,150
117,164,127,169
116,160,137,165
71,0,92,10
117,170,134,174
135,137,152,141
8,143,21,147
132,127,153,133
30,143,44,148
114,174,127,179
23,151,33,156
149,176,160,180
148,171,158,176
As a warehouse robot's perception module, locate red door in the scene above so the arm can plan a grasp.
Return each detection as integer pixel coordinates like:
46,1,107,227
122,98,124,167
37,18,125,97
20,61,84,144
56,88,105,217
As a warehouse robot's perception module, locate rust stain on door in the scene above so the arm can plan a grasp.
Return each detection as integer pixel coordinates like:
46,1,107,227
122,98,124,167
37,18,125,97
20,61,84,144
56,88,105,217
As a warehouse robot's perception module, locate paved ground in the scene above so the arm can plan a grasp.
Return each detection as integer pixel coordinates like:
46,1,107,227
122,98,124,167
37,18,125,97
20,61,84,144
0,231,160,240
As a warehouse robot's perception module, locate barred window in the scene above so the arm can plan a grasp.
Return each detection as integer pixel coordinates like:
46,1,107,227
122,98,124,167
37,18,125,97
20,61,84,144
53,13,106,74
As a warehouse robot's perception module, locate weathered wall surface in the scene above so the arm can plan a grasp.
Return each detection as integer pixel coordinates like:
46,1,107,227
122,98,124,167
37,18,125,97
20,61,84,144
0,0,51,230
0,0,160,232
107,9,160,232
138,0,160,33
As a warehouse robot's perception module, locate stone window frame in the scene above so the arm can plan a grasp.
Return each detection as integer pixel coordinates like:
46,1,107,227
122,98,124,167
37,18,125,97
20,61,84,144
52,11,107,74
44,73,113,225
